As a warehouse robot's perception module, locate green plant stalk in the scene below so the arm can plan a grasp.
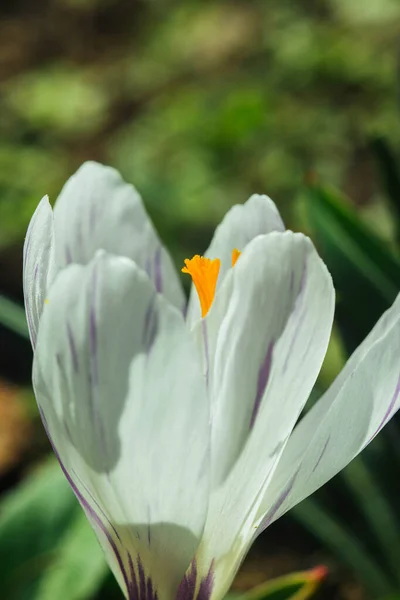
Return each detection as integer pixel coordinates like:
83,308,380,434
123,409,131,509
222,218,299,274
299,184,400,353
305,185,399,303
34,509,107,600
0,294,29,339
240,566,327,600
371,137,400,244
341,457,400,586
292,497,394,598
0,457,79,598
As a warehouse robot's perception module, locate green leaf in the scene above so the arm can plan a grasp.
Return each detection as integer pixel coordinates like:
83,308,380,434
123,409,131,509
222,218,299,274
340,457,400,585
231,566,327,600
0,294,29,339
35,510,107,600
371,137,400,243
292,497,394,597
0,457,79,600
300,183,400,352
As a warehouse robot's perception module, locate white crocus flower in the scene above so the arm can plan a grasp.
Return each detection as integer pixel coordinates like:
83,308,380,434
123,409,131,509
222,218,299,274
23,162,400,600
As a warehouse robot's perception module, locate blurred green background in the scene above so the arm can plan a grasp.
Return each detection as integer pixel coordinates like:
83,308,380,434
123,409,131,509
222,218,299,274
1,0,400,599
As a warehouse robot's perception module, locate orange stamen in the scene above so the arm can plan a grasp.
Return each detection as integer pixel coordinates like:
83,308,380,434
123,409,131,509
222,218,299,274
231,248,241,267
182,255,221,318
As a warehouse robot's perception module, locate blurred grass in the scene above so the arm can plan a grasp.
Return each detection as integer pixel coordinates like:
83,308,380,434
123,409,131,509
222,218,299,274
1,0,400,262
0,295,29,339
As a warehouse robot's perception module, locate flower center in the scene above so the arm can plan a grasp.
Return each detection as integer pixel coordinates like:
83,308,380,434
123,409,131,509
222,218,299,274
182,249,241,317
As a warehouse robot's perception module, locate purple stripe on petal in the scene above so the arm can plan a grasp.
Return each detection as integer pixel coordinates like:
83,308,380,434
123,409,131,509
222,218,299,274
368,373,400,444
198,562,214,600
298,263,307,296
176,560,197,600
71,466,121,542
143,297,158,353
189,557,197,582
176,560,214,600
312,435,330,473
269,439,286,459
128,553,140,600
56,352,63,369
67,322,79,373
128,556,159,600
126,552,158,600
154,247,162,293
258,471,298,534
138,556,146,600
250,342,274,429
145,255,152,279
147,575,155,600
84,501,130,598
34,263,39,281
143,302,153,343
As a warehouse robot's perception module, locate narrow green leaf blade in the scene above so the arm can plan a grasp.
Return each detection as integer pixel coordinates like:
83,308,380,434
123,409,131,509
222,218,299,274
301,184,400,352
35,510,107,600
233,566,327,600
292,497,394,597
341,457,400,585
0,458,79,600
371,137,400,242
0,294,29,339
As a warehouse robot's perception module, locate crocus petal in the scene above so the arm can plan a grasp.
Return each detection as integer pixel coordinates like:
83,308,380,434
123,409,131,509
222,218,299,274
23,196,56,348
53,161,185,311
33,252,210,600
257,292,400,529
186,195,285,325
194,232,334,599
